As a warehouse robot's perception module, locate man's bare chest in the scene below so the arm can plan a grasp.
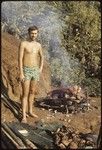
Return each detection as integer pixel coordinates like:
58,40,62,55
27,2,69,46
24,44,39,54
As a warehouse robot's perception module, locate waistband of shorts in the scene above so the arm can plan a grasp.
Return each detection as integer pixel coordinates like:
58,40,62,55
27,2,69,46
23,66,39,69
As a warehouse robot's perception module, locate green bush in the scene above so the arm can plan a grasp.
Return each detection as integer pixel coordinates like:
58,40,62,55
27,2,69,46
50,1,101,96
81,78,101,96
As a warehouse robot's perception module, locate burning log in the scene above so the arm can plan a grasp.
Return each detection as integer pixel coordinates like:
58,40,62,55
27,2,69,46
36,97,90,114
35,85,91,114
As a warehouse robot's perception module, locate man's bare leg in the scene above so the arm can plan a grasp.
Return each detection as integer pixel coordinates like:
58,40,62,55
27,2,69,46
28,80,38,118
21,80,30,123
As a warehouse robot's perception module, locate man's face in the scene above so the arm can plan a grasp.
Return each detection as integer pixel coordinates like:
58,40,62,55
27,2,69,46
29,30,38,41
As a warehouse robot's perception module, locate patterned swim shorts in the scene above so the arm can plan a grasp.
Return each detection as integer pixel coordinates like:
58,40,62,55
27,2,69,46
23,66,40,81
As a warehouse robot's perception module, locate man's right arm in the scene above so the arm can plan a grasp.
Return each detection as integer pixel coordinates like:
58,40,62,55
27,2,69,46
18,41,25,81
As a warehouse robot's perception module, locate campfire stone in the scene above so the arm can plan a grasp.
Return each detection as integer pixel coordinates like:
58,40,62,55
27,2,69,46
67,101,73,106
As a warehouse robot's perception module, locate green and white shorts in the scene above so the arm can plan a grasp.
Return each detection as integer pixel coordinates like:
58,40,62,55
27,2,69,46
23,66,40,81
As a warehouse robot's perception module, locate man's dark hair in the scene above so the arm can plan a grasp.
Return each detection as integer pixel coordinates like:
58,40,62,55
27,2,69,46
28,26,38,33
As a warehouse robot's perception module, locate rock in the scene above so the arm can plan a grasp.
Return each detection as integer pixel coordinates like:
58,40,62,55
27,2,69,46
67,119,71,123
75,130,79,134
56,128,60,133
62,139,71,147
58,143,66,149
79,139,86,146
65,94,70,98
85,146,94,149
73,136,80,143
64,119,67,122
59,131,65,137
75,99,80,103
70,96,76,100
68,106,75,112
54,110,57,113
55,134,61,145
72,133,76,137
79,141,85,148
68,141,78,149
68,139,73,143
86,137,93,142
48,109,52,111
67,101,73,106
65,114,69,117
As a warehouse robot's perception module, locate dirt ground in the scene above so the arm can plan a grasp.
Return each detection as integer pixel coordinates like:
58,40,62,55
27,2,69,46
1,96,101,136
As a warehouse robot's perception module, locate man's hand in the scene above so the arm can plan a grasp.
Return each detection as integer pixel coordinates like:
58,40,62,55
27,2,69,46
19,73,25,82
39,68,43,74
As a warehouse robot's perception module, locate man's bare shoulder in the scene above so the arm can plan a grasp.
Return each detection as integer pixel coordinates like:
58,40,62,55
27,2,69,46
36,42,41,48
19,41,29,49
20,40,28,45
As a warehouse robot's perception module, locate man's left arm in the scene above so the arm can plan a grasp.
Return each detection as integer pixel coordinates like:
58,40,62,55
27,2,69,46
39,45,44,73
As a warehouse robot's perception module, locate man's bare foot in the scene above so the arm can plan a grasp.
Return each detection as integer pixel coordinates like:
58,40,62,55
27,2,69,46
26,113,29,118
21,118,27,123
28,112,38,118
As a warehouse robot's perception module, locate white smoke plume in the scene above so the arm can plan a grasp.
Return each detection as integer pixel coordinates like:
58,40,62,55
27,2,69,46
1,1,81,86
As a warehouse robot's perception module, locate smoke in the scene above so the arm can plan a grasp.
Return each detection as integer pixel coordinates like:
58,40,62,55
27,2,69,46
1,1,81,86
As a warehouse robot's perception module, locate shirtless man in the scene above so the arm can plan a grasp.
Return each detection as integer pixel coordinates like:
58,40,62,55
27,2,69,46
18,26,44,123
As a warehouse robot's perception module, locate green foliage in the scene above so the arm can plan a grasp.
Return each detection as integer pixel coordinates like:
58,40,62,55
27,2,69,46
61,1,101,77
50,1,101,96
81,78,101,96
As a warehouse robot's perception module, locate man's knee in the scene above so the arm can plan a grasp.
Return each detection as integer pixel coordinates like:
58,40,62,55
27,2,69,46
23,92,29,98
29,89,35,94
